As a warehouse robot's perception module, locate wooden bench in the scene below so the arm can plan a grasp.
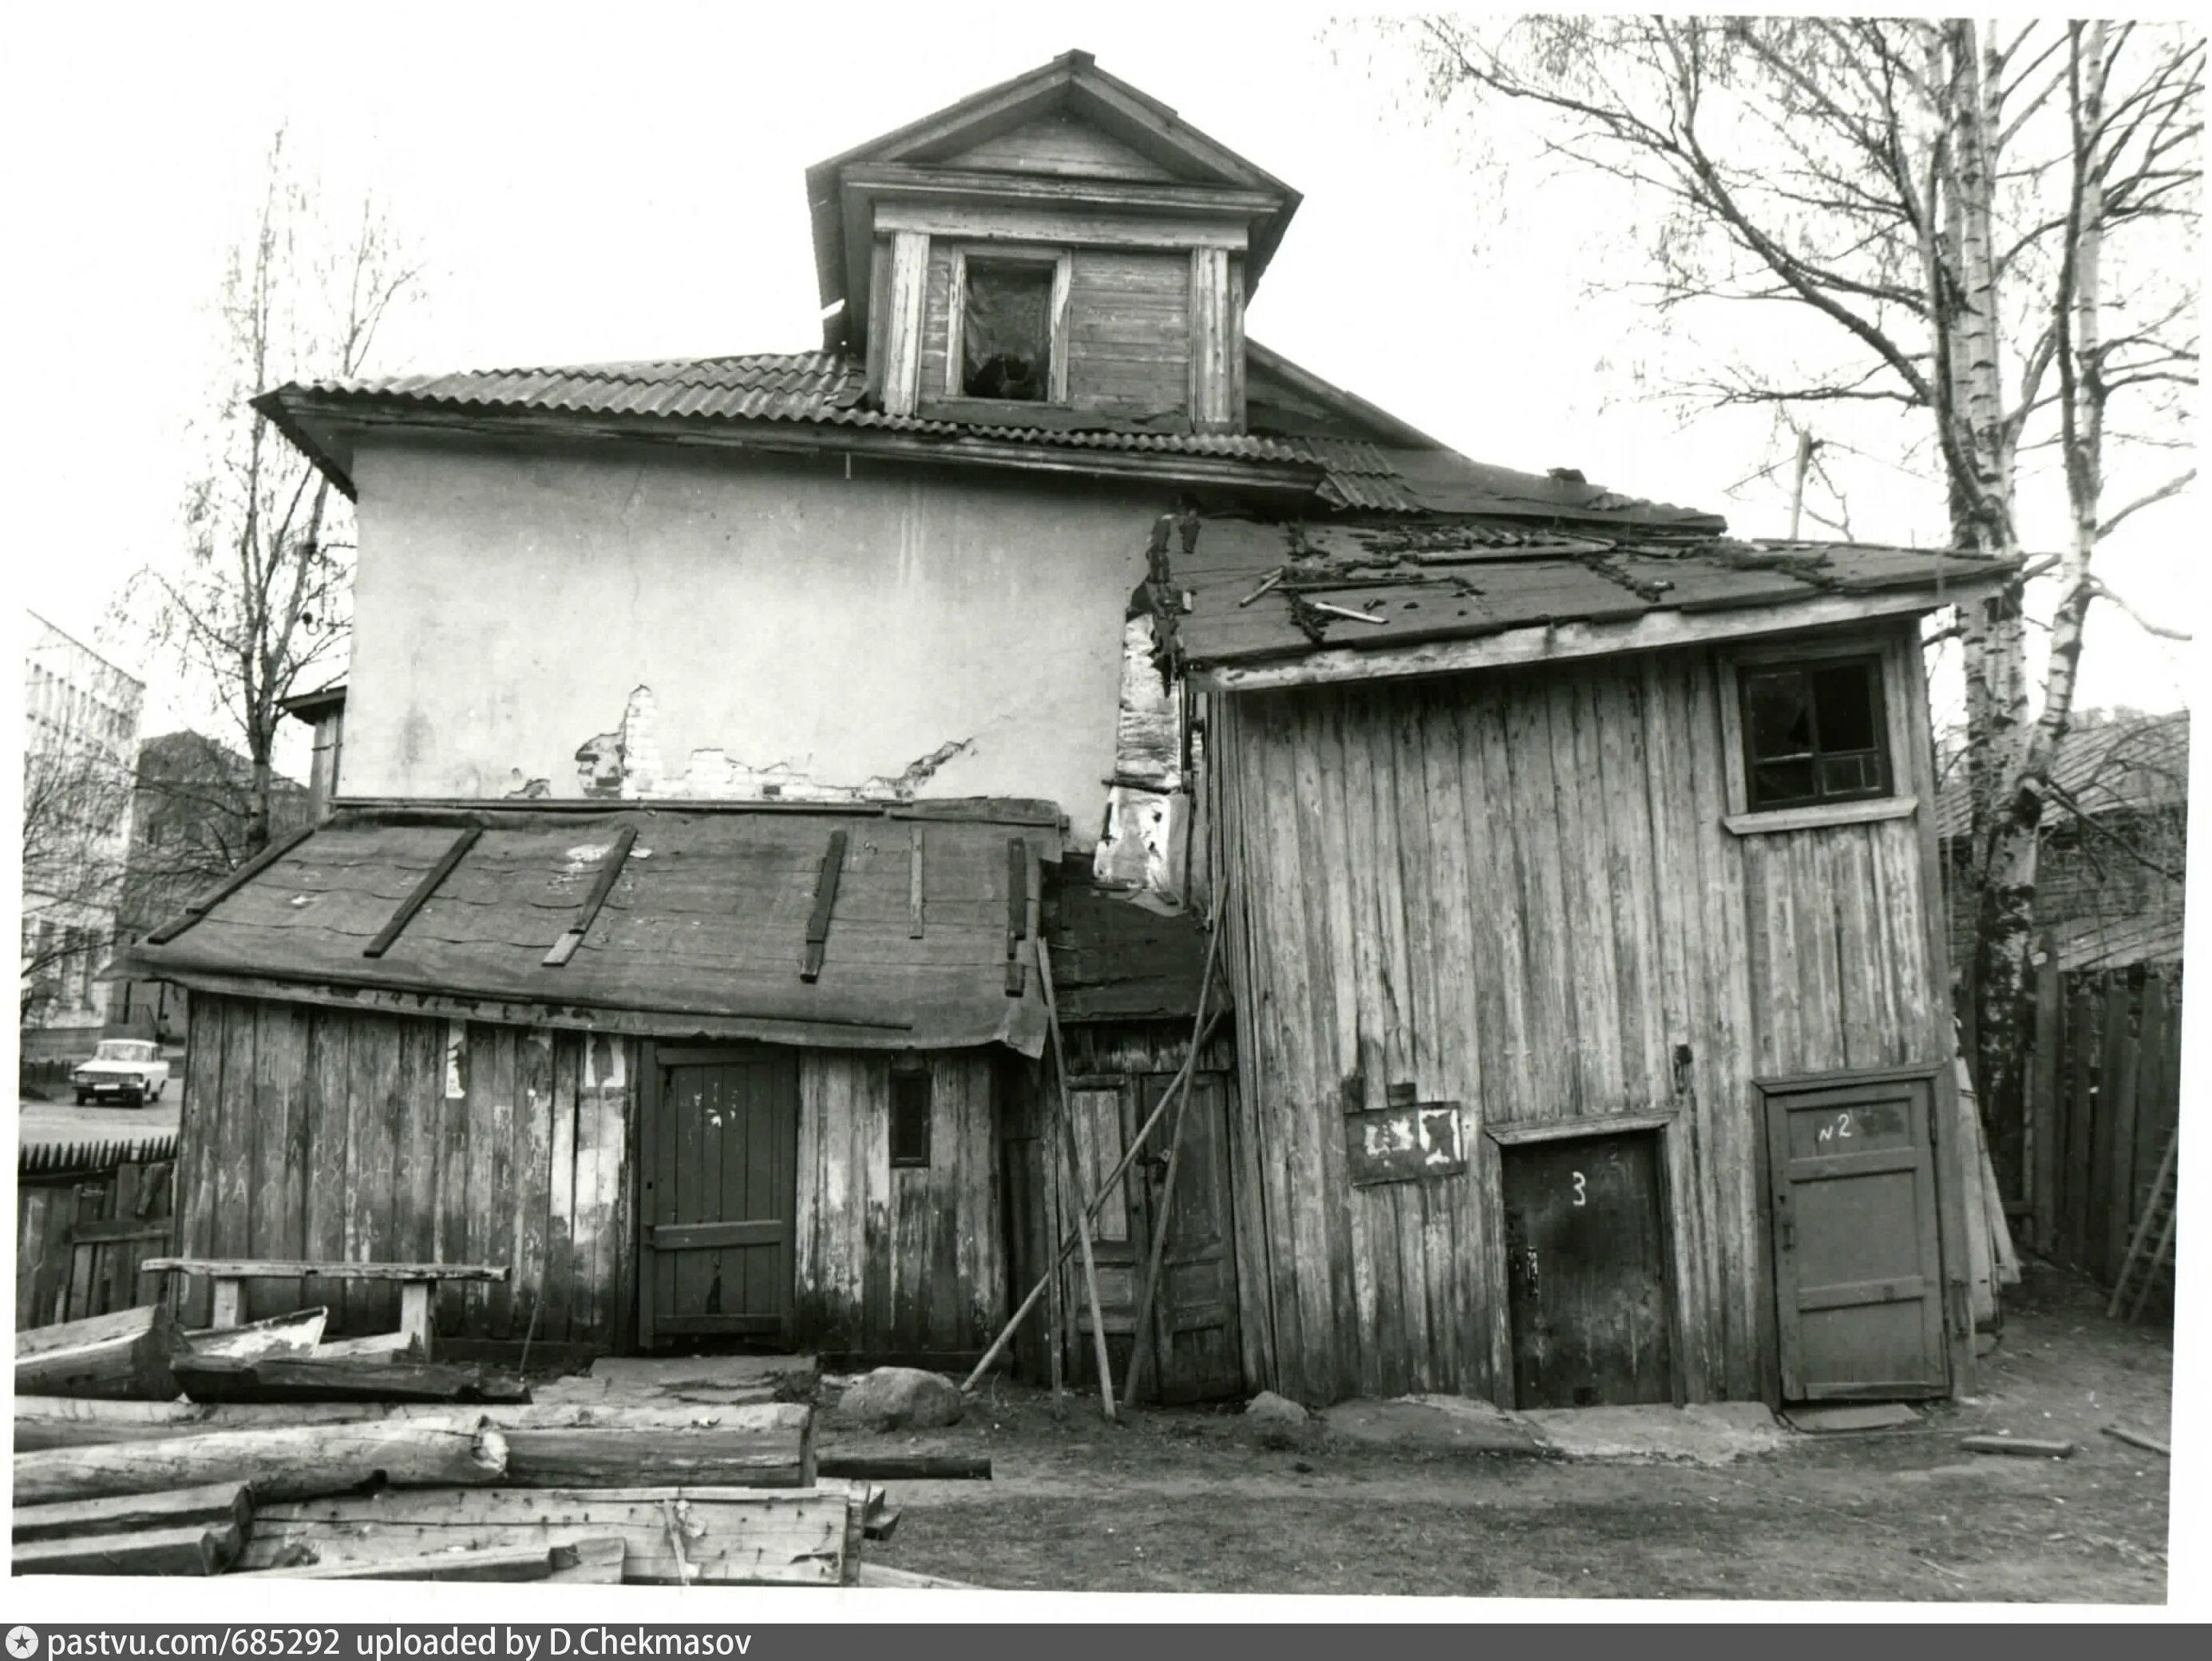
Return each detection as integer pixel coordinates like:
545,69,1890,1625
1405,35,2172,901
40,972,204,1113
142,1260,510,1363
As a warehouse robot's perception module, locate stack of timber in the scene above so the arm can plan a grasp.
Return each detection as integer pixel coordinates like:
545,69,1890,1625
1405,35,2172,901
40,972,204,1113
10,1378,905,1584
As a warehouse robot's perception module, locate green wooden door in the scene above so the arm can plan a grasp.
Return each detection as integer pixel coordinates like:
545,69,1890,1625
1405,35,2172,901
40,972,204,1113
1764,1072,1949,1401
639,1046,798,1348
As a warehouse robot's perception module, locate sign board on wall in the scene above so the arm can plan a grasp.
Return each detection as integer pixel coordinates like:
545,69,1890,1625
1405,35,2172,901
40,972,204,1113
1346,1102,1466,1186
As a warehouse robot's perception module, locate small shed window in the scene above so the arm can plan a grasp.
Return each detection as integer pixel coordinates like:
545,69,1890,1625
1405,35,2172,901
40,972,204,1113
1740,655,1892,811
962,260,1053,401
890,1062,932,1168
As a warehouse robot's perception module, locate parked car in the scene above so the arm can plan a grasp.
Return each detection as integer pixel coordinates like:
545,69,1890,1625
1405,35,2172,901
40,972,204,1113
70,1038,171,1106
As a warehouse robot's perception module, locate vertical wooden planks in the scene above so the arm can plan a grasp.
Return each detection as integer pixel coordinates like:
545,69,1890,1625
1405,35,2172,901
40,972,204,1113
1505,678,1571,1123
1216,695,1280,1393
175,1000,226,1327
214,1003,258,1279
304,1011,352,1332
1250,693,1314,1398
2090,979,2133,1282
343,1015,399,1334
2062,982,2099,1268
2028,945,2063,1254
249,1003,310,1322
545,1031,580,1344
879,231,929,417
433,1020,469,1337
511,1028,555,1345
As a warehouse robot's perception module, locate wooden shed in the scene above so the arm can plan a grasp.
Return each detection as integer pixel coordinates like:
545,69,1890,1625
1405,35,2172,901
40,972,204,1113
123,800,1066,1366
1170,515,2018,1410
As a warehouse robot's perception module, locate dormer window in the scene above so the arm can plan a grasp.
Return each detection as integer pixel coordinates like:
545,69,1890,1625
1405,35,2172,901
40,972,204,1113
941,246,1070,408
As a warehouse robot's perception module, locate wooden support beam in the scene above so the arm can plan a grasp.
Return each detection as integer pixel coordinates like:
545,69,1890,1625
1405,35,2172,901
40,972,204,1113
11,1481,253,1544
169,1355,529,1406
144,1258,510,1283
817,1453,989,1481
364,826,483,958
543,827,637,967
144,825,319,945
908,824,925,939
1036,939,1116,1421
801,829,848,983
14,1522,239,1576
1005,836,1029,996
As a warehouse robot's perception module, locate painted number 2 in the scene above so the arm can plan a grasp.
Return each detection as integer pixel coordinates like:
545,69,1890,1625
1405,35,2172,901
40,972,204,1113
1817,1113,1855,1144
1571,1171,1586,1207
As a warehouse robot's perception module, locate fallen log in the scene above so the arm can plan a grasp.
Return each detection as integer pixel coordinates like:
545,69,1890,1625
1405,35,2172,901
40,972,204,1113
14,1522,240,1576
18,1397,797,1443
817,1453,990,1481
16,1305,185,1401
13,1481,252,1544
236,1537,626,1584
2103,1425,2170,1458
184,1308,328,1363
14,1420,509,1506
173,1355,531,1405
1961,1434,2077,1458
239,1485,863,1586
503,1424,810,1489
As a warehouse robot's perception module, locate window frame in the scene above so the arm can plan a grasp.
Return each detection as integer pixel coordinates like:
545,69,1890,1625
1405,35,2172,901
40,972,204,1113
888,1057,933,1170
1716,631,1921,836
937,243,1072,410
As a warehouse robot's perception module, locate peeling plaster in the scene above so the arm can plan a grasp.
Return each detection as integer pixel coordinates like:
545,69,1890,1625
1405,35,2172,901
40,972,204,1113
570,685,975,805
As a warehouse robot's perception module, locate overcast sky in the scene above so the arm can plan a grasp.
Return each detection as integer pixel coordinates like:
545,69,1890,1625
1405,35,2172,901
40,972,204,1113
6,2,2197,770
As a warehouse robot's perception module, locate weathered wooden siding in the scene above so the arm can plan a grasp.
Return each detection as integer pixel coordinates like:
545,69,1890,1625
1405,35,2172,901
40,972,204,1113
1066,249,1191,422
1215,635,1957,1406
790,1049,1004,1354
176,994,635,1348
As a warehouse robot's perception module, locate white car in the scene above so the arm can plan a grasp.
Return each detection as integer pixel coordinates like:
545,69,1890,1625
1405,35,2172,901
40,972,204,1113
71,1039,171,1106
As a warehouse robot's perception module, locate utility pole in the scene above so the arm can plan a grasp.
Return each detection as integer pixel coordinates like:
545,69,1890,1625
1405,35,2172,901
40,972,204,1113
1788,429,1815,540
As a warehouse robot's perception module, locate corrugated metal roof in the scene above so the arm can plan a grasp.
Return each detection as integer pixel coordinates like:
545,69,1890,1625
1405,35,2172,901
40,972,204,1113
121,804,1055,1054
267,347,1726,529
1173,516,2012,668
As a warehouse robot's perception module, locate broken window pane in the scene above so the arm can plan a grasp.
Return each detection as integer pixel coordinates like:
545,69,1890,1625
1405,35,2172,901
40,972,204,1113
963,261,1053,401
1740,655,1889,811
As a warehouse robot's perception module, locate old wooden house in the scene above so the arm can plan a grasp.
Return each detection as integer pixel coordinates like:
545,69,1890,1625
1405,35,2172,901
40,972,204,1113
125,50,2016,1410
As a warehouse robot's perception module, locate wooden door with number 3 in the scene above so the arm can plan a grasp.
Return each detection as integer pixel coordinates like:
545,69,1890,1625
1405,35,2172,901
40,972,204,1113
1500,1131,1673,1408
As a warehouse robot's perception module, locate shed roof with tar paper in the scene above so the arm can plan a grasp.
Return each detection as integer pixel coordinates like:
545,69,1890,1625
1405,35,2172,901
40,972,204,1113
120,802,1059,1055
1170,516,2018,682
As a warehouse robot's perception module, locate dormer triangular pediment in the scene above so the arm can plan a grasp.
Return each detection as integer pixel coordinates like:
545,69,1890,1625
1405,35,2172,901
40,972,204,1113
941,110,1182,185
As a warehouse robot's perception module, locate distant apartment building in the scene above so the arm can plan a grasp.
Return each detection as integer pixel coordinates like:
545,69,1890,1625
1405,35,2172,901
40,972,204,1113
21,611,146,1058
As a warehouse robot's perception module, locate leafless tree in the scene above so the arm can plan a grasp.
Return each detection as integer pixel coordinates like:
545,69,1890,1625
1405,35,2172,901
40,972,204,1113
1387,14,2200,1186
125,126,421,860
19,741,135,1028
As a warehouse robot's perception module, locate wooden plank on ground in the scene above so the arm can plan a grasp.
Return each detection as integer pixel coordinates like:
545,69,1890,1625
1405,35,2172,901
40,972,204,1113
13,1419,509,1506
11,1481,252,1544
183,1307,327,1362
172,1355,529,1405
16,1304,184,1401
239,1486,859,1586
15,1397,801,1450
14,1523,239,1576
239,1537,626,1584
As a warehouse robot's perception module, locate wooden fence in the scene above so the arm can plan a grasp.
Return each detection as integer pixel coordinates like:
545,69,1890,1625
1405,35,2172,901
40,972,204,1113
2020,962,2181,1311
15,1135,179,1330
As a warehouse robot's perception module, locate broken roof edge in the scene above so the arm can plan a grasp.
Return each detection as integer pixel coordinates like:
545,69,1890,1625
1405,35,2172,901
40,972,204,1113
122,966,1049,1059
319,794,1067,829
1186,572,2016,691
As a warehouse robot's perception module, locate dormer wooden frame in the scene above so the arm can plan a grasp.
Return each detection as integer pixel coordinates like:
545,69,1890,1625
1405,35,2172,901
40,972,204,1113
932,243,1073,411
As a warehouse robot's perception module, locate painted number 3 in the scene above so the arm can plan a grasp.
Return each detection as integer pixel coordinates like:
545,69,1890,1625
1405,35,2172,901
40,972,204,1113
1571,1171,1586,1207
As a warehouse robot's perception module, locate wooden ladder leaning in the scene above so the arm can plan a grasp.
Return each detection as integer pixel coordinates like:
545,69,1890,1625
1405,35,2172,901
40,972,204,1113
2107,1127,2179,1323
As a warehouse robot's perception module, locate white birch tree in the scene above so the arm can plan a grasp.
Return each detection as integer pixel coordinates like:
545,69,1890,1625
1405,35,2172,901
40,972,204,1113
1387,14,2199,1188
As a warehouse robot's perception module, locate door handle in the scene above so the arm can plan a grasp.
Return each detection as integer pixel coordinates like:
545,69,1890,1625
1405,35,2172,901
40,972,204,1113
1782,1220,1796,1251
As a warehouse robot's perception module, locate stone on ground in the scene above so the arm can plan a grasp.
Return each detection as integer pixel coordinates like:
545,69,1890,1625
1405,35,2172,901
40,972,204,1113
833,1366,966,1430
1521,1401,1786,1465
1322,1395,1545,1455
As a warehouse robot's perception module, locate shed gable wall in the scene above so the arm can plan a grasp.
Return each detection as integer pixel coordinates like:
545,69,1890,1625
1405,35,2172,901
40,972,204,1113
1214,633,1958,1405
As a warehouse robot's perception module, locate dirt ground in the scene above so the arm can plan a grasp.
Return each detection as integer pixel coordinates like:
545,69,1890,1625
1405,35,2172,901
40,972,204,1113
827,1262,2172,1604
